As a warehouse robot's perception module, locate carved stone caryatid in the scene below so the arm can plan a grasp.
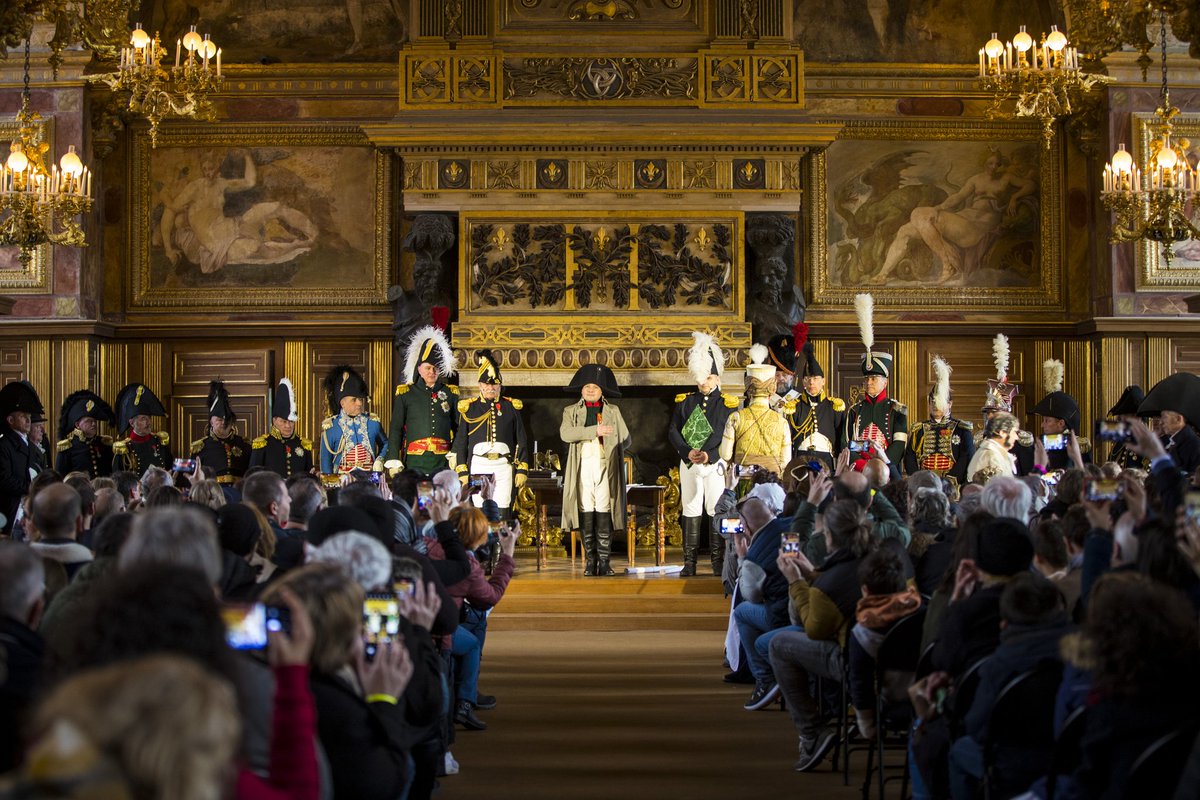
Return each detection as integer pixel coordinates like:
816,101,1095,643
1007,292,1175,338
745,212,805,341
390,213,456,348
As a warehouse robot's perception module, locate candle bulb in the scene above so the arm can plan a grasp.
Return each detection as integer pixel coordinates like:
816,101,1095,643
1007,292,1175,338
176,39,181,68
216,48,221,77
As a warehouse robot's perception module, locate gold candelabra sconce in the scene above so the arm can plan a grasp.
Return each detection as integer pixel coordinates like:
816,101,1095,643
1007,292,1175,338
92,23,223,147
978,24,1110,148
0,40,93,266
1100,11,1199,265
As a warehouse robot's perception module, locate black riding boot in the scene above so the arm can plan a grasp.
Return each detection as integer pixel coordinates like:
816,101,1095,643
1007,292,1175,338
595,513,616,576
709,519,725,577
581,512,597,576
680,515,702,577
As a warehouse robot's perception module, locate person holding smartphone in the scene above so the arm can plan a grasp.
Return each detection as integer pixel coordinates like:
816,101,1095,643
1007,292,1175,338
561,364,631,577
1031,358,1091,470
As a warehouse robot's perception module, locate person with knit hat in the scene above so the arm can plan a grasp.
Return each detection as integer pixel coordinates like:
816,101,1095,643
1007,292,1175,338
54,390,116,478
111,383,173,475
779,323,846,472
385,325,459,477
903,355,975,487
561,363,630,577
669,332,739,577
190,380,250,485
719,344,791,476
845,294,908,476
976,333,1034,475
453,350,529,519
1031,359,1091,470
250,378,314,478
319,366,387,475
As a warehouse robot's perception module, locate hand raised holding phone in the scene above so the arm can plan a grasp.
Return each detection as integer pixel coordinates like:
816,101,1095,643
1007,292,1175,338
266,587,314,668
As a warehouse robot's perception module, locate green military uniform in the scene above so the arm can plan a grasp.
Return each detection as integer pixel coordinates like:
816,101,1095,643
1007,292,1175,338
386,325,460,477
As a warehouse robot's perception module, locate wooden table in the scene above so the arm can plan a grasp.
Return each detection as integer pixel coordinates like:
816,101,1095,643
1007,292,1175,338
527,479,667,570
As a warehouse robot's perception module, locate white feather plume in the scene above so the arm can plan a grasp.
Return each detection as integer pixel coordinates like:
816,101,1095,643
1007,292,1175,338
687,331,725,385
992,334,1010,381
748,343,769,366
1043,359,1064,393
279,377,298,421
855,293,875,353
932,355,952,413
403,325,458,382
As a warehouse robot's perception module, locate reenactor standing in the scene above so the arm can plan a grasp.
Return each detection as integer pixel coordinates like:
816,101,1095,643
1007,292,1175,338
112,383,173,474
719,344,791,476
1031,359,1091,470
191,381,250,485
904,356,975,487
978,334,1033,475
845,294,908,476
55,390,116,477
320,365,387,475
780,325,845,471
454,350,529,519
251,378,314,478
386,325,459,477
1105,385,1149,471
0,381,44,534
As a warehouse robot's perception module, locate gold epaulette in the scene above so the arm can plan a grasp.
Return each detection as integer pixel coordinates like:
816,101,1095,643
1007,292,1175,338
510,397,523,410
157,431,170,445
368,412,380,421
722,393,740,408
300,438,313,450
190,438,205,454
99,435,112,445
891,400,908,415
321,417,333,431
455,462,469,474
1078,436,1092,454
56,437,72,452
458,398,472,414
447,384,459,394
1017,430,1035,446
831,397,846,412
955,419,974,431
782,399,799,415
252,435,268,449
395,384,409,396
674,393,688,404
113,439,128,454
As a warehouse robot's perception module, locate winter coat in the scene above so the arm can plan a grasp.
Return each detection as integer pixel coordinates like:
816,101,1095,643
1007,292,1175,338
560,399,631,530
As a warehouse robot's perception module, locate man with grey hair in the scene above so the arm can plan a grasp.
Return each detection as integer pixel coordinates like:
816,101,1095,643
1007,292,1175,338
967,411,1020,485
138,464,173,499
285,476,326,531
120,506,222,586
0,541,47,772
309,531,392,591
980,476,1034,522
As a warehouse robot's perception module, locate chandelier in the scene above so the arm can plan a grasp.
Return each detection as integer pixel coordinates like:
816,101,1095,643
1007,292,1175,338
91,23,223,147
1101,11,1199,265
0,39,93,266
977,25,1110,147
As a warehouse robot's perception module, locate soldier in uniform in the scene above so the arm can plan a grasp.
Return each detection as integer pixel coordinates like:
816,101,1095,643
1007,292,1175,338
903,356,975,487
191,381,250,486
668,332,738,577
1138,373,1200,474
764,322,808,398
454,350,529,519
781,326,846,472
112,383,173,474
1105,385,1149,470
966,411,1021,485
320,366,387,475
719,344,791,476
0,381,44,534
250,378,314,479
29,408,49,472
55,390,116,478
846,294,908,476
1031,359,1091,470
977,333,1034,475
385,325,459,478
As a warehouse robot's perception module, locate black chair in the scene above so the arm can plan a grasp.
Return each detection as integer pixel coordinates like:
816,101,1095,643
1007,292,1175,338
1120,722,1200,800
982,660,1064,799
860,607,928,800
1045,705,1088,800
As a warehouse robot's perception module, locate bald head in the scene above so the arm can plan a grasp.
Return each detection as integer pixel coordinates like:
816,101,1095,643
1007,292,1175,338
740,497,776,535
834,471,872,510
32,483,84,540
862,458,890,490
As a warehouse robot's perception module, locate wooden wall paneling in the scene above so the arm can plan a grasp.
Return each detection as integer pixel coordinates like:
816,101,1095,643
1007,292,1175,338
1147,336,1172,387
307,343,376,456
1064,340,1093,444
831,339,895,408
284,341,311,442
896,340,918,417
372,340,392,431
170,348,274,452
915,337,1027,428
1169,339,1200,376
0,344,28,391
1098,336,1138,462
26,340,51,418
97,342,128,438
811,340,831,384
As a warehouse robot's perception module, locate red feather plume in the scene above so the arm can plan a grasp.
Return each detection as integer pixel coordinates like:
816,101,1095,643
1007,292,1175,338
431,306,450,332
792,322,809,354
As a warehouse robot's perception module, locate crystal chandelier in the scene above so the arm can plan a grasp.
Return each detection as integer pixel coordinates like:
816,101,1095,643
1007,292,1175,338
1101,12,1199,265
977,24,1110,147
0,39,93,266
92,23,223,147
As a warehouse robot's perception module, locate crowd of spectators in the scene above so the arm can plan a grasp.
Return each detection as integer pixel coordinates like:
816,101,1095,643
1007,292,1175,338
0,460,517,799
719,418,1200,799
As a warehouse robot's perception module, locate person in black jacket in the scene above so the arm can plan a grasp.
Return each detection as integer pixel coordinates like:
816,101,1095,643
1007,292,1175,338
0,541,47,774
1137,372,1200,475
250,378,315,479
111,383,173,475
191,380,250,486
54,390,116,478
669,332,738,576
0,380,44,535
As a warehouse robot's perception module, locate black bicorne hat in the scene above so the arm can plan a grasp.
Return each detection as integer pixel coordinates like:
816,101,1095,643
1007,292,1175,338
58,390,115,439
206,380,236,424
476,350,503,385
1138,373,1200,430
566,363,621,398
1108,385,1145,418
1031,391,1081,433
114,383,167,433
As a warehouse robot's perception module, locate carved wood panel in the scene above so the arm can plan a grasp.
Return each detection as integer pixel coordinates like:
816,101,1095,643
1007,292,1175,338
170,348,274,450
306,342,376,430
0,345,27,389
916,339,1029,428
831,339,897,408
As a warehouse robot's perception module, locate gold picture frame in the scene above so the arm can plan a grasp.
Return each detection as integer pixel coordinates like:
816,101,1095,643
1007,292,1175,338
807,118,1063,309
0,117,54,293
129,123,391,311
1134,113,1200,291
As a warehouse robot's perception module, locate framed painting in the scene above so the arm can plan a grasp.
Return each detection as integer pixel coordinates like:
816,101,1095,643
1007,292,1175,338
129,124,390,311
808,119,1063,309
1135,113,1200,290
1,118,53,293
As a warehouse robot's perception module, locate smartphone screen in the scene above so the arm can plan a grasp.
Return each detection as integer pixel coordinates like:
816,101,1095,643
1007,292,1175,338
781,533,801,555
221,603,267,650
264,604,291,635
393,579,417,598
1185,491,1200,523
1043,434,1065,451
848,440,869,454
363,592,400,659
720,517,744,536
1096,420,1131,443
1085,478,1123,503
416,481,434,511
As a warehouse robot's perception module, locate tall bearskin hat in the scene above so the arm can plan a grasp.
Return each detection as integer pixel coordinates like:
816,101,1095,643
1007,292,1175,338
206,380,236,424
272,378,299,422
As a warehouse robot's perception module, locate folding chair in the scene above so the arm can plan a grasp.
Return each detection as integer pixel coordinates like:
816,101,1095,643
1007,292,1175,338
1045,705,1088,800
860,608,928,800
1120,722,1200,800
982,660,1063,799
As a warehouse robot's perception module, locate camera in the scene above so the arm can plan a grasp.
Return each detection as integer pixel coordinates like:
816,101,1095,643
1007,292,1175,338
1042,434,1066,451
1085,478,1124,503
781,532,801,555
719,517,745,536
1096,420,1132,444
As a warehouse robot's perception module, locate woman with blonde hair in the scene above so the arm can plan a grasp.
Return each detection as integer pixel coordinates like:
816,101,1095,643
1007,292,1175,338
188,478,227,510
